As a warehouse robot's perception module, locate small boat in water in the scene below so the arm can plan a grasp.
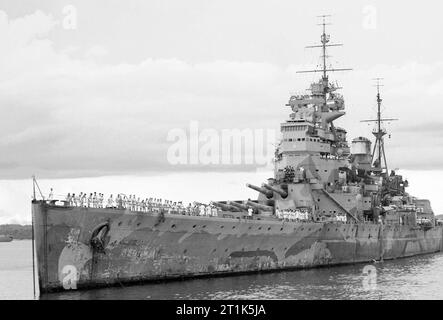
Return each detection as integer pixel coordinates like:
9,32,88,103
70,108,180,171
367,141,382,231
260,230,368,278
0,235,13,242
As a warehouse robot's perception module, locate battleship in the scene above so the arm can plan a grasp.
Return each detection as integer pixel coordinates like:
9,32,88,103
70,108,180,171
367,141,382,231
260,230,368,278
32,18,443,293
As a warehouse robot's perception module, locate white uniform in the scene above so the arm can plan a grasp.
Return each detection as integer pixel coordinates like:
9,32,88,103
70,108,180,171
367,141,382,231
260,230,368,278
199,205,205,216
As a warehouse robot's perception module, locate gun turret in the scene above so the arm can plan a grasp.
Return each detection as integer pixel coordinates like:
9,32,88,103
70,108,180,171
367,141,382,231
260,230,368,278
262,183,288,198
211,201,241,212
246,184,273,198
246,201,274,212
227,201,249,211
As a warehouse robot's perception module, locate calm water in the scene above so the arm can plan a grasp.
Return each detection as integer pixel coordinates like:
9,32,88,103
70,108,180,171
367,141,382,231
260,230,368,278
2,240,443,300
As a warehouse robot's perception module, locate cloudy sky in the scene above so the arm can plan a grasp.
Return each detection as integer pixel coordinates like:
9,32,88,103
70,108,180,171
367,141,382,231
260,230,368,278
0,0,442,223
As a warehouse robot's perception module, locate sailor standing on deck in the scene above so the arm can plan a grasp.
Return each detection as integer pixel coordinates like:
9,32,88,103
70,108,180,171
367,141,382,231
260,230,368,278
98,193,104,208
65,193,71,206
199,203,205,216
72,193,77,207
80,193,85,207
136,197,141,211
92,192,97,208
128,195,132,210
78,193,83,207
107,194,115,208
248,206,253,218
205,204,211,216
211,205,218,217
86,193,92,208
48,188,54,202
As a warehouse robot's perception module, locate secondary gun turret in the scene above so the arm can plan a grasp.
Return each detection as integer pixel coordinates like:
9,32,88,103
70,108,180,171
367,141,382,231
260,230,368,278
262,183,288,198
246,184,273,198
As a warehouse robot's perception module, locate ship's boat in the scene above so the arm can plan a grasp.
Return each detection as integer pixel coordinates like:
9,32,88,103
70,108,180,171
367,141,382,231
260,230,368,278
31,18,443,293
0,235,13,242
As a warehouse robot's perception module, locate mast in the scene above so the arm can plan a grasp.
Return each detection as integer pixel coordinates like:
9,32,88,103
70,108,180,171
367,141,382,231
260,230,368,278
361,78,398,173
297,14,352,102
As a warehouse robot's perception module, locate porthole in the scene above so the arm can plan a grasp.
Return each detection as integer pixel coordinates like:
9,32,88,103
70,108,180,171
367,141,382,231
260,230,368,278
118,222,122,226
220,225,224,229
183,249,187,254
192,225,196,228
137,222,141,227
267,227,271,231
280,227,284,231
258,227,262,230
171,224,176,228
225,248,228,252
232,226,236,229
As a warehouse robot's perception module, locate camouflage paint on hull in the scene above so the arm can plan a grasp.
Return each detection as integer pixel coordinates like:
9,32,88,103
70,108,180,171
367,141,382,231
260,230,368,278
32,201,443,293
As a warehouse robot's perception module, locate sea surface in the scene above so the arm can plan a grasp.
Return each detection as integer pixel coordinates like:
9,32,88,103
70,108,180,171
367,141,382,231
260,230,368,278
1,240,443,300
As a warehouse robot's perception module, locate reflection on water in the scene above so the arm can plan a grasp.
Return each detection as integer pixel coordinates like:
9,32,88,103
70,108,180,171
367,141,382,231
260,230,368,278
2,240,443,300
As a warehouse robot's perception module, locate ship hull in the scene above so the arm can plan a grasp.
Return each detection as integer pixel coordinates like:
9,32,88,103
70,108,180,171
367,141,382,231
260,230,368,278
32,201,443,293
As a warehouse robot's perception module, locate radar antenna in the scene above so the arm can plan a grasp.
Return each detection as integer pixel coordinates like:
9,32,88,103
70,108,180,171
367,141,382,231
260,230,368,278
360,78,398,173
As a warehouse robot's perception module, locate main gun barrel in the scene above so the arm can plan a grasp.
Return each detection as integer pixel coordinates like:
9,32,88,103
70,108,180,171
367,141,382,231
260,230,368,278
227,201,249,211
246,201,274,211
246,183,273,198
262,183,288,198
211,201,241,212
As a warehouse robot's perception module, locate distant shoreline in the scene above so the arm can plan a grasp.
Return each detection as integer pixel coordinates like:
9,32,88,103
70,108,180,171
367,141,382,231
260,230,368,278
0,224,32,240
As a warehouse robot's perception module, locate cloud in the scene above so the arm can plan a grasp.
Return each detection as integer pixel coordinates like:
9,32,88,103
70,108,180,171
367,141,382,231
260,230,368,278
1,10,443,179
